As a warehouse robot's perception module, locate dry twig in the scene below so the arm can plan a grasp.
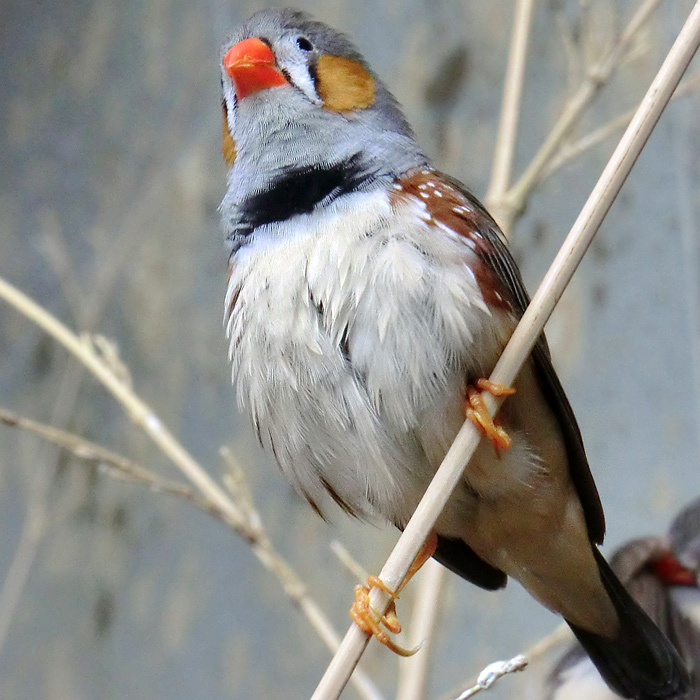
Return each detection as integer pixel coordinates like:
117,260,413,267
540,69,700,181
493,0,662,233
0,407,224,518
396,560,447,700
450,655,528,700
451,655,527,700
331,541,371,585
486,0,535,229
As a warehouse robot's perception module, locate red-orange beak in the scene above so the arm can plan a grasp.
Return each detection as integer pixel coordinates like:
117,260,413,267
223,38,288,99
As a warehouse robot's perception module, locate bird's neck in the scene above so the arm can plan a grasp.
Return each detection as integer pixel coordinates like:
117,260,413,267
223,142,428,251
221,100,428,250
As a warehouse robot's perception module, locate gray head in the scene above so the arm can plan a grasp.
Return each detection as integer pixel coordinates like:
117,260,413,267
220,9,428,243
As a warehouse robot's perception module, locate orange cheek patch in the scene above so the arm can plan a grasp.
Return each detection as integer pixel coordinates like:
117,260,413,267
222,107,237,168
316,54,376,112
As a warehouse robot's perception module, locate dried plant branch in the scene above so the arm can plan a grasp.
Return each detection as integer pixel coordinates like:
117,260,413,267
396,560,447,700
486,0,536,230
541,110,633,181
557,9,580,96
310,4,700,697
331,541,371,585
0,283,385,700
0,407,223,517
541,70,700,181
0,277,245,524
220,446,265,535
495,0,662,232
521,623,571,662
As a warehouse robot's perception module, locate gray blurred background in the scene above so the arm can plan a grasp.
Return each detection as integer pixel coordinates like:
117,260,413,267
1,0,699,698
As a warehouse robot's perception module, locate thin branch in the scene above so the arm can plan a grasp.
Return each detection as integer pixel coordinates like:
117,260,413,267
310,4,700,697
541,110,633,181
331,541,371,585
521,623,571,662
0,277,249,527
0,182,157,657
540,70,700,181
396,560,447,700
220,447,264,534
496,0,662,231
0,475,47,655
556,9,580,97
486,0,536,231
0,407,227,521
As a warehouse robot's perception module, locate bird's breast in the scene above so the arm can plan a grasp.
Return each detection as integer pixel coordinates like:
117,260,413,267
224,188,513,520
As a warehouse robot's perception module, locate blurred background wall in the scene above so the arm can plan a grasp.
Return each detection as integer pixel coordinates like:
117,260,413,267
0,0,699,698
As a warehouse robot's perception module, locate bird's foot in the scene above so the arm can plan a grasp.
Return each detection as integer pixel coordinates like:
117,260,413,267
349,534,437,656
350,576,415,656
465,378,516,451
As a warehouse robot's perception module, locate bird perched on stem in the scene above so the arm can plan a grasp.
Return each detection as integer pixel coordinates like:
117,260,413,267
219,9,690,699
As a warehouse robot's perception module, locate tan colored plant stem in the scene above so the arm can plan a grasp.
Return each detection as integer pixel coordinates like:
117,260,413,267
437,624,571,700
498,0,662,232
541,70,700,182
396,560,447,700
486,0,535,232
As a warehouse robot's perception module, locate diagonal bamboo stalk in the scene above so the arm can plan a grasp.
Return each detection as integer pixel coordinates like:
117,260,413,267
310,3,700,698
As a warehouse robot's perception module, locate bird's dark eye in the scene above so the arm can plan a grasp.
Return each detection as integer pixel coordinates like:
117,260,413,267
296,37,313,51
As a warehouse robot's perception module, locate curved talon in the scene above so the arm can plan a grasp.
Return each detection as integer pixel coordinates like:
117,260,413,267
349,580,416,656
466,383,513,451
348,536,436,657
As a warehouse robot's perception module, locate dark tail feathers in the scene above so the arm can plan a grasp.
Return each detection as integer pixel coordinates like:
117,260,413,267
567,549,691,699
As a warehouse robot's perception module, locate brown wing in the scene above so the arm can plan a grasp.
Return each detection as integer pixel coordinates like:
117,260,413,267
450,173,606,543
397,169,606,545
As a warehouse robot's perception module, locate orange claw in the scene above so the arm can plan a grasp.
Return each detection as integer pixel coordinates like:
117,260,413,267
348,535,437,656
465,380,516,451
350,580,415,656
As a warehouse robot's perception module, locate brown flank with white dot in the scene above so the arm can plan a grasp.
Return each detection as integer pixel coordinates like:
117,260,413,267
391,169,514,313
